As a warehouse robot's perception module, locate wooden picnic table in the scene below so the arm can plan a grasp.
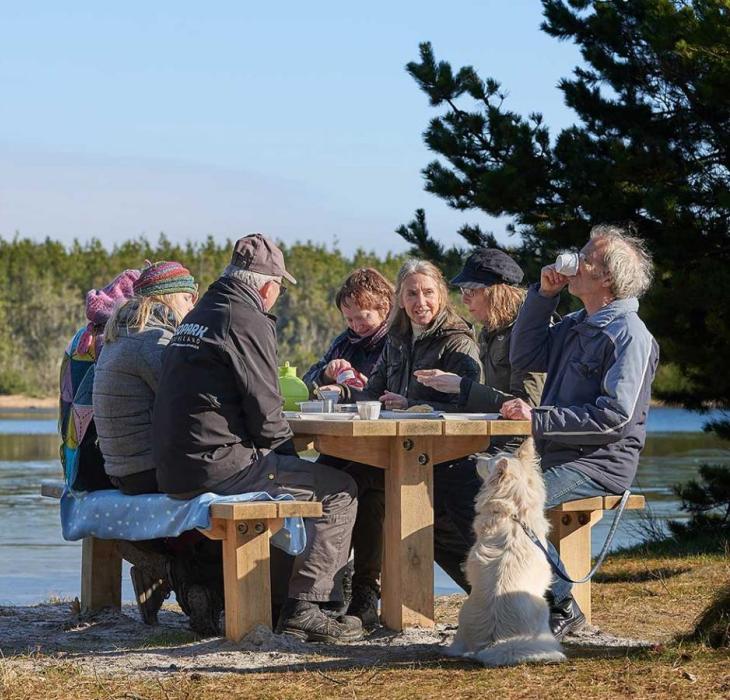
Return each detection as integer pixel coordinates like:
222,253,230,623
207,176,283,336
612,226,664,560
288,416,531,631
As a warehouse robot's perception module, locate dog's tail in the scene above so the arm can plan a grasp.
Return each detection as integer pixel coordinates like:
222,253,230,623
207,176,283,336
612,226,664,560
474,634,566,667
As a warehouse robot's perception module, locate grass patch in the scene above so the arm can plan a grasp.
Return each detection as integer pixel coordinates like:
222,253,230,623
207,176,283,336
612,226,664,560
2,649,730,699
1,539,729,699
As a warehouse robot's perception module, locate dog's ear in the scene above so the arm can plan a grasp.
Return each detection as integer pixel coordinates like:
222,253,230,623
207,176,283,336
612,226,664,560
495,457,511,481
475,455,493,481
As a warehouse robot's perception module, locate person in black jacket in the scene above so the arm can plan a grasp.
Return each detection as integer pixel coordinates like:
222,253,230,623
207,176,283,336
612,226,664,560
320,258,482,628
152,234,362,643
302,268,393,395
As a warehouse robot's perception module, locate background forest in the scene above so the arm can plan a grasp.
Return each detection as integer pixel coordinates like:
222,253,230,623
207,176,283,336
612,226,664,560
0,235,407,396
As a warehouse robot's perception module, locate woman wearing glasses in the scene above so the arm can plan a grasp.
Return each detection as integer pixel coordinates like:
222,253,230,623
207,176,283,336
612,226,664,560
412,249,547,600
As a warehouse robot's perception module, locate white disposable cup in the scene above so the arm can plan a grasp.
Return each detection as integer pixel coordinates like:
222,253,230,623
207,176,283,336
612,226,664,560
554,252,580,276
356,401,382,420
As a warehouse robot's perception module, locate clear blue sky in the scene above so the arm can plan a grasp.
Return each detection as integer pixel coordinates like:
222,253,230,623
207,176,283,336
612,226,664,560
0,1,582,255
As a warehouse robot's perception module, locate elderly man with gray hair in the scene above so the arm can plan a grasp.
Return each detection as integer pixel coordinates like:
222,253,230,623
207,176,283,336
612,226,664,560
502,224,659,639
152,234,362,643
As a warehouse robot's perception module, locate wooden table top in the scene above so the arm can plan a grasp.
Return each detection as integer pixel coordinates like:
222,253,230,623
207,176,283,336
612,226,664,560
287,417,532,438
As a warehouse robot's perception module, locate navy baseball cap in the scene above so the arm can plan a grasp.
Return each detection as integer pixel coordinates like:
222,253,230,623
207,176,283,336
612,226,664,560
450,248,524,288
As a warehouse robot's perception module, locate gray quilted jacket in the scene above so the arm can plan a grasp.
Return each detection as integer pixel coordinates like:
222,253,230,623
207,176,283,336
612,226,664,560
93,304,176,478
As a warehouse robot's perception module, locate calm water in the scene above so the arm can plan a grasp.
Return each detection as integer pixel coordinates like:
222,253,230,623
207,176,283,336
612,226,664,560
0,407,728,603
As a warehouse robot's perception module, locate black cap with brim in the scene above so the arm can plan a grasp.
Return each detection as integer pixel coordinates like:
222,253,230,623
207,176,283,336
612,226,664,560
450,248,524,288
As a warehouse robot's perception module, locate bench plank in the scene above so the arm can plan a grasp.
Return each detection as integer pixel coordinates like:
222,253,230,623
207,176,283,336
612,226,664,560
209,502,280,520
604,494,645,510
277,501,323,518
551,495,646,512
41,480,64,499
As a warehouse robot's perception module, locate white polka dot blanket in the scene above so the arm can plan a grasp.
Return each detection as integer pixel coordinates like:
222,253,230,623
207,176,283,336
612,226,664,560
58,489,306,555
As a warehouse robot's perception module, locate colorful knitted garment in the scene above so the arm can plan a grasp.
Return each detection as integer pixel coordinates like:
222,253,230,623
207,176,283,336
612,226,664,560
133,261,197,297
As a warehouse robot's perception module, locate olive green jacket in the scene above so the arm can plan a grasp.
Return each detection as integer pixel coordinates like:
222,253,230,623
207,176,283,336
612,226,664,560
459,322,545,412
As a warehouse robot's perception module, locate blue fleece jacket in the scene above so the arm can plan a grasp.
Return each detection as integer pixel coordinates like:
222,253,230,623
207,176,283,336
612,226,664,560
510,285,659,492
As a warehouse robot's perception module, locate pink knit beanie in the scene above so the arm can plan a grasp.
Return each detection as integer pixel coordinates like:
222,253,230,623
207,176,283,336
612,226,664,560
85,269,141,325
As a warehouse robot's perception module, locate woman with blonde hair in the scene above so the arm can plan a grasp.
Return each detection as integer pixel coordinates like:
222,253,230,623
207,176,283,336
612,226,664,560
94,260,198,495
321,258,482,628
344,258,482,409
91,260,199,629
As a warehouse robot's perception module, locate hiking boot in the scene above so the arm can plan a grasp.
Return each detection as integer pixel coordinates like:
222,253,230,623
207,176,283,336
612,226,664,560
549,595,586,640
346,585,380,632
276,599,364,643
130,565,171,626
187,584,222,637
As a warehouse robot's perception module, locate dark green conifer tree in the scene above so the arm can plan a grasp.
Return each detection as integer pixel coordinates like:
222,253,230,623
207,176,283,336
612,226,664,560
399,0,730,420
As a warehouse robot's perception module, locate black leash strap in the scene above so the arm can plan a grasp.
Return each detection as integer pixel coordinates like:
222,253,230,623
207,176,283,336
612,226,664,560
513,489,632,585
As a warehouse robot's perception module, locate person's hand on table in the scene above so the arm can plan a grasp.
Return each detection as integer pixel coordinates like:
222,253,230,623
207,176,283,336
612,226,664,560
379,391,408,410
413,369,462,394
539,264,569,298
500,398,533,421
324,359,352,381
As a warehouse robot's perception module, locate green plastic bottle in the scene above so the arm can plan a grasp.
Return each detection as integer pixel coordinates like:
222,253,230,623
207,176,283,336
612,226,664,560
278,362,309,411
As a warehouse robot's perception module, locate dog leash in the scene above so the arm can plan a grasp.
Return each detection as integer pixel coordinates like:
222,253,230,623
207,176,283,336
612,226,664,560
511,489,632,584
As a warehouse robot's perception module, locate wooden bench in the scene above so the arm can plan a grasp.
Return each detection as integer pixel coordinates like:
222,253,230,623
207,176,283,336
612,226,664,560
547,494,646,624
40,480,322,642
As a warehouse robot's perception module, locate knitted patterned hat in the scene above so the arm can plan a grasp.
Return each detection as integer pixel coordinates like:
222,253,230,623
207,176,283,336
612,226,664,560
133,261,197,297
85,268,141,325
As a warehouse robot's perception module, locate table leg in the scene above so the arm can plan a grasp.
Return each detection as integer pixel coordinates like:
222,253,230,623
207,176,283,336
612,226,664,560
380,435,435,630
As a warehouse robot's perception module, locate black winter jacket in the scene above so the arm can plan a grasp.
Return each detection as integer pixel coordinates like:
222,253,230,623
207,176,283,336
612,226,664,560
302,326,387,392
351,310,483,411
152,277,295,495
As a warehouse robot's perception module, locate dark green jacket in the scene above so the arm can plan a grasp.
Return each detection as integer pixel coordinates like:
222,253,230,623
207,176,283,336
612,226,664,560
459,322,545,412
351,310,483,411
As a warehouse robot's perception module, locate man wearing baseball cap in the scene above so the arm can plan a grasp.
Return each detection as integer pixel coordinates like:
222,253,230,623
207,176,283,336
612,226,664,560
152,234,362,643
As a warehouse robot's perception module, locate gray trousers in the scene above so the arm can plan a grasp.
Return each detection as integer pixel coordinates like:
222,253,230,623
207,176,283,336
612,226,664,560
208,451,358,603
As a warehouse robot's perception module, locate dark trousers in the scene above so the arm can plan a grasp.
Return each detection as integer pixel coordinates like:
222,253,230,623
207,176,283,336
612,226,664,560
206,451,358,603
110,469,159,495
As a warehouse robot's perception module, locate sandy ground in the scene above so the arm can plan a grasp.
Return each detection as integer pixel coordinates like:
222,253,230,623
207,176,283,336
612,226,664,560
0,599,654,677
0,395,56,410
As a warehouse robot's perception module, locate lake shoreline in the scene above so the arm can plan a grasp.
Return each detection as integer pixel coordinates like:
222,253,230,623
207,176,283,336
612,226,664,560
0,395,56,411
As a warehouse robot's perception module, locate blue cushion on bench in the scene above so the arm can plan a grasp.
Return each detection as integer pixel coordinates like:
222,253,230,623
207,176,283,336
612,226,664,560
59,489,306,555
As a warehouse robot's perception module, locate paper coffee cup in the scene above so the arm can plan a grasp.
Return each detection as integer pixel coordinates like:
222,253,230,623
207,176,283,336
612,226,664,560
555,252,579,276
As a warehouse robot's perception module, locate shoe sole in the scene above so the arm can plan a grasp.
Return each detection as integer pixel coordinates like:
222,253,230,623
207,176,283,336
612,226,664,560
130,566,160,626
280,628,364,644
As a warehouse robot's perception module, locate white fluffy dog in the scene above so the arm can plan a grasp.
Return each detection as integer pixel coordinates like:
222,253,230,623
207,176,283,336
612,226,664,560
445,438,566,666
